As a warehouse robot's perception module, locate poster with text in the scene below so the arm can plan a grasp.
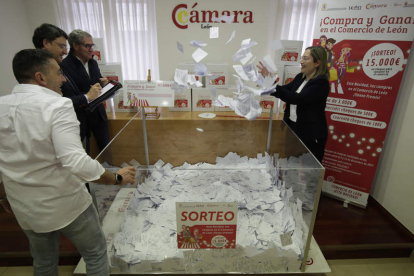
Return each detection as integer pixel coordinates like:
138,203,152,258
176,202,238,249
313,1,414,206
124,80,175,107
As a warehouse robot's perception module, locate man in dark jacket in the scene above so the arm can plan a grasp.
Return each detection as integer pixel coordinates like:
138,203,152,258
60,29,109,153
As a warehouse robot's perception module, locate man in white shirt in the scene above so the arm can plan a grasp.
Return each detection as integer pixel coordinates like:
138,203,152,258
0,49,135,276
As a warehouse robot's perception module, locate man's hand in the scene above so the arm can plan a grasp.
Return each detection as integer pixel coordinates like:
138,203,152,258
86,83,102,102
116,166,136,185
99,77,109,86
0,198,14,215
256,61,270,77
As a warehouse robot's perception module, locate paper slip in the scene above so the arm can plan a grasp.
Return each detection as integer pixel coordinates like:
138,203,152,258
241,41,258,49
241,38,251,45
270,39,283,52
226,30,236,45
190,40,207,47
198,113,216,118
262,55,277,73
177,41,184,53
280,231,293,247
233,48,250,63
174,69,188,86
192,48,208,63
210,27,219,38
233,65,250,81
240,52,253,65
212,15,234,23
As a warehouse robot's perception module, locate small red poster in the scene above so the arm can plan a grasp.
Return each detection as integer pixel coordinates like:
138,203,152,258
176,202,238,249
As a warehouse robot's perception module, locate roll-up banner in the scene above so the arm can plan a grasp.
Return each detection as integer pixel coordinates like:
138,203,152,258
313,1,414,207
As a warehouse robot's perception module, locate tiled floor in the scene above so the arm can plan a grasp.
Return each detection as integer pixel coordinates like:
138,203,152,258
0,258,413,275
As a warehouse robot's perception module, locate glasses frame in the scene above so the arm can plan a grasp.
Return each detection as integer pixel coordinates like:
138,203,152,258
52,41,67,50
81,43,96,50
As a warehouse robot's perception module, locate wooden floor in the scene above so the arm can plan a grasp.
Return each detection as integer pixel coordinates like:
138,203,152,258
1,194,413,266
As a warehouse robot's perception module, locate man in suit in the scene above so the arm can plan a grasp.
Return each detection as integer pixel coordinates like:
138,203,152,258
32,24,102,147
60,29,110,153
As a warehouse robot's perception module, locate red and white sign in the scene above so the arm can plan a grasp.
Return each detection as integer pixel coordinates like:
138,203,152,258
274,40,303,66
176,202,238,249
313,0,414,206
124,80,174,107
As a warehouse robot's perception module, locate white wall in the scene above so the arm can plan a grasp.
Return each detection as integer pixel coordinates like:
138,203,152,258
371,41,414,235
155,0,276,82
0,0,57,97
24,0,57,33
0,0,33,96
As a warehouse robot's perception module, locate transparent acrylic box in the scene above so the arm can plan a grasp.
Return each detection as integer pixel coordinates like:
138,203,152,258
89,108,325,274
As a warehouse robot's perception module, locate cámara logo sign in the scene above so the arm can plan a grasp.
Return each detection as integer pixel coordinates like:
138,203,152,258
172,2,253,29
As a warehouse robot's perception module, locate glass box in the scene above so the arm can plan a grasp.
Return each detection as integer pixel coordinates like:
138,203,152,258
90,108,325,274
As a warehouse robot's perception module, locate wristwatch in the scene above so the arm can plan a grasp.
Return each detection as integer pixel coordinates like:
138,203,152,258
114,173,123,185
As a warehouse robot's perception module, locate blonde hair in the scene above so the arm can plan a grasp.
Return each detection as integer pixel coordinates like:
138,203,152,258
305,46,329,80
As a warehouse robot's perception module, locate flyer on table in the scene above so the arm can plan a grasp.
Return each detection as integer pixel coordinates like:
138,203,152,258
176,202,238,249
313,0,414,206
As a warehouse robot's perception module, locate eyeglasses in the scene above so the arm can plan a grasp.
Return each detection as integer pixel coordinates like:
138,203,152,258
53,41,67,50
81,43,96,50
300,56,311,61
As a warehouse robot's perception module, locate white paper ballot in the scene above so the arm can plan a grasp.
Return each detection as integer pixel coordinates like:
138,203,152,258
226,30,236,45
196,128,204,132
241,41,258,49
233,48,250,63
189,40,207,47
211,15,235,23
195,81,203,87
174,69,188,86
210,27,219,39
198,113,216,119
240,52,253,65
270,39,283,52
192,48,208,63
177,41,184,53
233,65,250,81
263,75,276,89
241,38,251,45
262,55,277,73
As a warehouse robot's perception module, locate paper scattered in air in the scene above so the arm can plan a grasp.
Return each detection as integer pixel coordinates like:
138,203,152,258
270,39,283,52
262,55,278,73
189,40,207,47
196,128,204,132
177,41,184,53
192,48,208,63
211,15,235,23
210,27,219,39
226,30,236,45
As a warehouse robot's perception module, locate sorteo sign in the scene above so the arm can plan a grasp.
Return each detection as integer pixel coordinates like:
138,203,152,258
172,2,253,29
